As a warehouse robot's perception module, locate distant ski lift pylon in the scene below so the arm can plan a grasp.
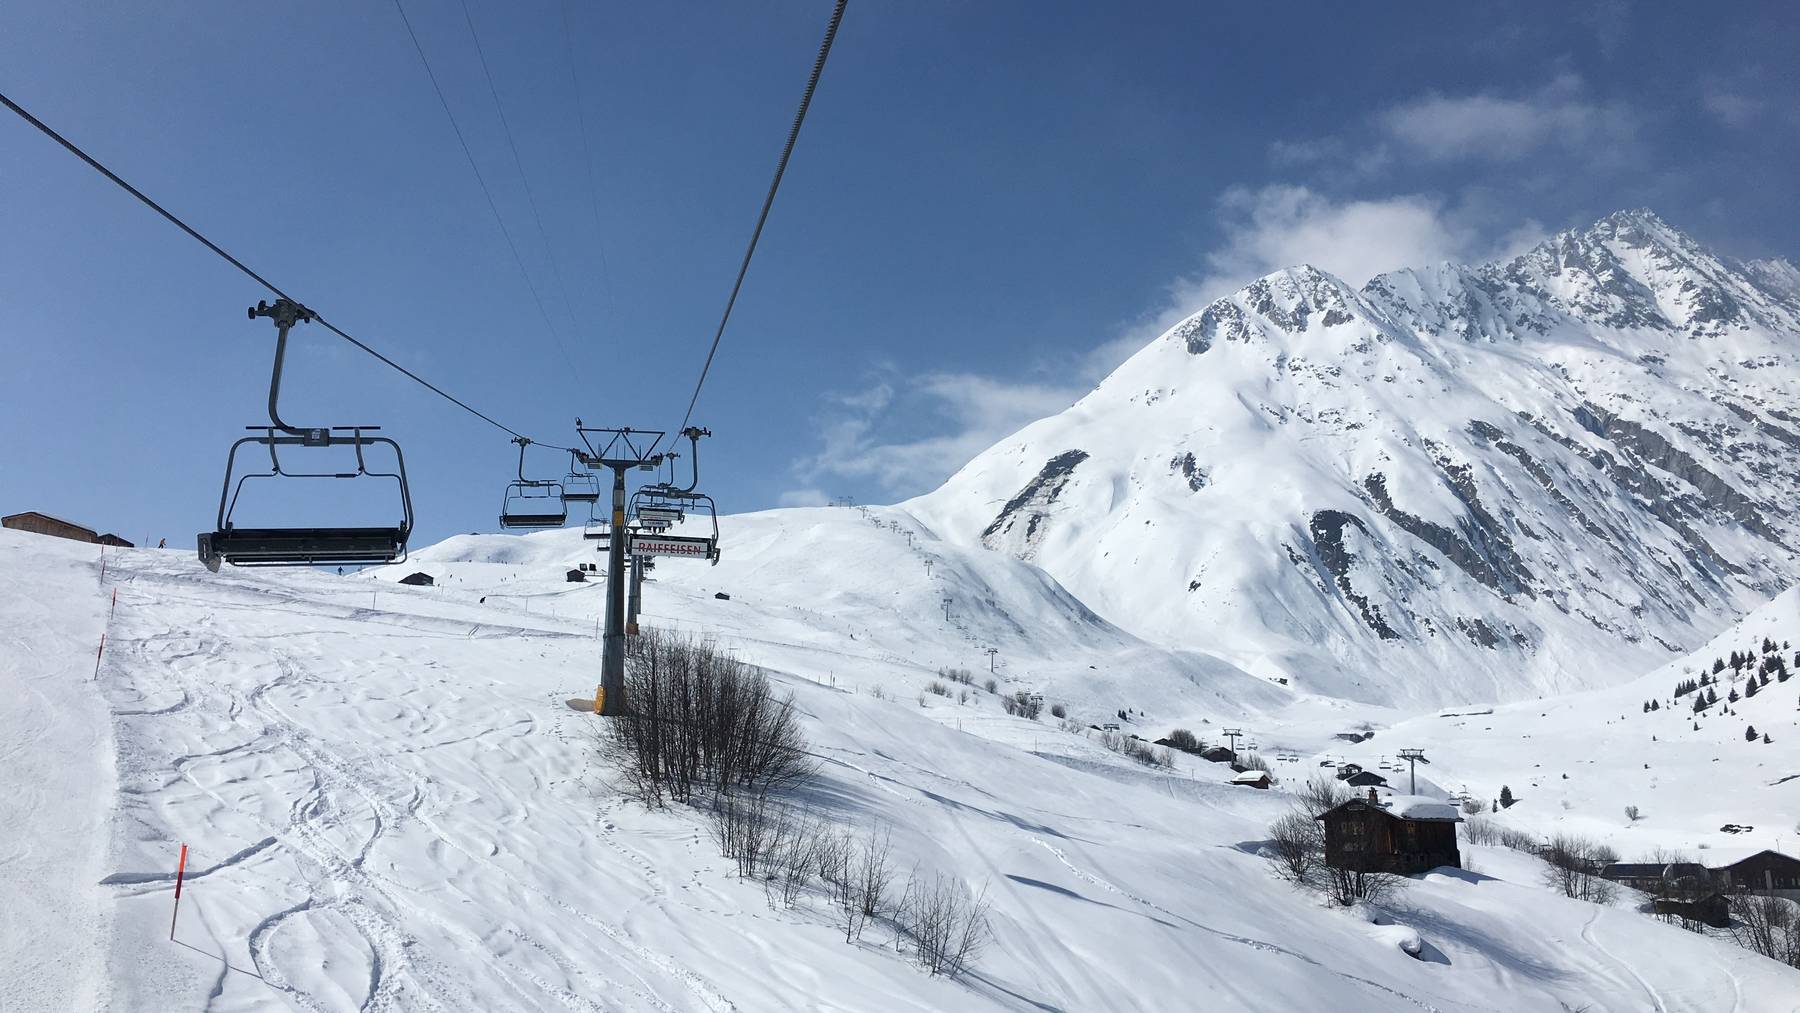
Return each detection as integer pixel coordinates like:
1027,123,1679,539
499,437,568,529
198,299,414,572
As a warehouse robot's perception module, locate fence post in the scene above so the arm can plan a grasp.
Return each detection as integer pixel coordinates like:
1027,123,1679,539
168,843,188,940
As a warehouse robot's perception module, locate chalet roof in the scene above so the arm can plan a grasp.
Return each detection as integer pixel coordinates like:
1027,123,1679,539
1702,849,1800,872
1230,769,1271,784
3,510,96,533
1602,862,1708,879
1316,794,1460,823
1383,795,1460,821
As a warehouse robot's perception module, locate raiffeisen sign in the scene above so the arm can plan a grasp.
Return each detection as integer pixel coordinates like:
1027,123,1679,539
628,534,716,560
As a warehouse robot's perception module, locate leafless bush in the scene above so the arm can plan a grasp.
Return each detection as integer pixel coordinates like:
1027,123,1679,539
868,684,887,701
1624,805,1641,822
604,630,817,807
899,872,992,977
983,678,997,693
1240,753,1271,773
708,791,781,878
763,809,823,908
1462,817,1499,846
1541,833,1619,903
1729,893,1800,968
1323,861,1402,907
1295,774,1349,820
938,667,974,686
1050,702,1067,719
1001,691,1042,720
927,680,951,697
1164,728,1202,753
1267,811,1321,883
1496,826,1542,854
958,688,970,704
1460,798,1485,817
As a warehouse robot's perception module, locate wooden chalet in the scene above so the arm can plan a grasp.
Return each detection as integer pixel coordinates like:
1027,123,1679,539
1317,789,1461,875
1600,861,1709,896
398,572,435,587
1652,894,1731,928
3,511,132,547
1230,769,1272,789
1707,850,1800,898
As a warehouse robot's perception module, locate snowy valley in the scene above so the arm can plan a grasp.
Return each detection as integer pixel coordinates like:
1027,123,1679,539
6,211,1800,1012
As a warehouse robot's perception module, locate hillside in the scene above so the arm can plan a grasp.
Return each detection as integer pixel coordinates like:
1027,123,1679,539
9,527,1800,1010
1329,586,1800,861
908,210,1800,708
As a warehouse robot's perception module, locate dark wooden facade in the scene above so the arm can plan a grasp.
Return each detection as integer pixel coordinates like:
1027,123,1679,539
1317,798,1461,875
1712,851,1800,896
399,572,435,587
1652,894,1730,928
4,511,96,542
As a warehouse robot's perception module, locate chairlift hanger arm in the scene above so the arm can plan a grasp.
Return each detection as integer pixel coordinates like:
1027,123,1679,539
250,298,318,437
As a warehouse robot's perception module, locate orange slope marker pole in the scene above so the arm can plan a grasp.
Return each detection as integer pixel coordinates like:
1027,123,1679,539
169,843,188,940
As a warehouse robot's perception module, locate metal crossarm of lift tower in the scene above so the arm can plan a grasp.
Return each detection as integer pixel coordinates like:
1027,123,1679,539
574,423,666,471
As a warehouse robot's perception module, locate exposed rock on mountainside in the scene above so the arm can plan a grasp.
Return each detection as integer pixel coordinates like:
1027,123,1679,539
908,211,1800,706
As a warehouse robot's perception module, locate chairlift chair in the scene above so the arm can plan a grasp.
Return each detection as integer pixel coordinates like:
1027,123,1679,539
199,299,414,571
499,437,568,529
562,452,601,504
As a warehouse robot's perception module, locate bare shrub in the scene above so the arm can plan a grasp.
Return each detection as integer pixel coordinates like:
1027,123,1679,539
958,689,970,704
1295,774,1349,819
1001,691,1043,720
1624,805,1641,822
764,809,822,908
1267,811,1321,883
1460,798,1485,817
1319,813,1404,906
1461,817,1499,846
1729,893,1800,968
938,667,974,686
605,630,817,807
983,678,997,694
927,680,951,697
1324,861,1402,907
1164,728,1202,753
1541,833,1619,903
899,872,992,977
708,791,780,878
1496,826,1542,854
1240,753,1271,773
1050,702,1067,719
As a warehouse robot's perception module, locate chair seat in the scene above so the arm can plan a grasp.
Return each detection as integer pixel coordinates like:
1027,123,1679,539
499,513,567,528
202,526,406,567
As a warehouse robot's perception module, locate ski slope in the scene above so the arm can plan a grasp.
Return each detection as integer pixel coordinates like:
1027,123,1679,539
8,523,1800,1011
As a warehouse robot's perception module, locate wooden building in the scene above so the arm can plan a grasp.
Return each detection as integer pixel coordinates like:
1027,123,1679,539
1652,894,1731,928
565,568,587,583
4,511,95,541
1344,769,1389,789
1230,769,1272,789
398,572,435,587
1600,861,1709,896
1707,850,1800,898
1317,789,1461,875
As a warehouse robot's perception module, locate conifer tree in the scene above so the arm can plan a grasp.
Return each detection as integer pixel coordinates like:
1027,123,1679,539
1746,725,1758,741
1499,785,1515,808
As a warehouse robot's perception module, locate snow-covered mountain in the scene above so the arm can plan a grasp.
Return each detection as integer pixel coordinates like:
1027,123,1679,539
909,210,1800,708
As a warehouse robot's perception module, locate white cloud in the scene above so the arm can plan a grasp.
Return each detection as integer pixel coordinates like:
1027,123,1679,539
777,488,831,508
793,371,1081,500
1377,75,1634,163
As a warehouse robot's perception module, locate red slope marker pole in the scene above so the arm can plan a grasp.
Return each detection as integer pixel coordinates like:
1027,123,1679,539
169,843,188,940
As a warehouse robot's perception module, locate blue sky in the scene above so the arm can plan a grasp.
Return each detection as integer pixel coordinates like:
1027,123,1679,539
2,1,1796,548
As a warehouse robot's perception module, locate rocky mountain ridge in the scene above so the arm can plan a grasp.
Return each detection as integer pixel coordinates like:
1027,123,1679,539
906,210,1800,707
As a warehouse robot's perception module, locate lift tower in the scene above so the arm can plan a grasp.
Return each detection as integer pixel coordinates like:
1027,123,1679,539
1397,748,1429,795
576,425,664,716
